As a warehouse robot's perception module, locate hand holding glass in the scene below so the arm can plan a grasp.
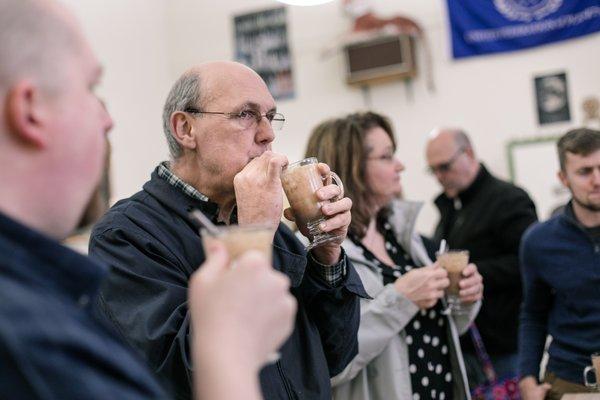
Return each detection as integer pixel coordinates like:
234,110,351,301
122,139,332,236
436,250,470,314
281,157,344,251
200,224,280,363
584,352,600,392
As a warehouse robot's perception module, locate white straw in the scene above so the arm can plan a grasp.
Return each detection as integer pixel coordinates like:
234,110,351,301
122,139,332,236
189,210,220,235
438,239,447,254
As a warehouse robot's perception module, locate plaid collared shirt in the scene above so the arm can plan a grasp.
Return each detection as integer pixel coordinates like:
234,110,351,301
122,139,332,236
309,252,346,287
157,162,209,202
156,162,346,286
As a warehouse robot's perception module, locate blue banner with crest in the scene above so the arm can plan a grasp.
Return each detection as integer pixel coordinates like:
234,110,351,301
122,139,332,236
446,0,600,59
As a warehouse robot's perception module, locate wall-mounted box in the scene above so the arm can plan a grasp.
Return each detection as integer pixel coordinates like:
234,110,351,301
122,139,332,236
344,34,416,86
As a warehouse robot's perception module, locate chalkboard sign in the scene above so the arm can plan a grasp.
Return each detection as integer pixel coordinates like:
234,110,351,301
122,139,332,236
234,7,294,100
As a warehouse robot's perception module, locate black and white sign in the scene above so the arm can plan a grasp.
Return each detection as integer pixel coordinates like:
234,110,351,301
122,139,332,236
234,7,294,100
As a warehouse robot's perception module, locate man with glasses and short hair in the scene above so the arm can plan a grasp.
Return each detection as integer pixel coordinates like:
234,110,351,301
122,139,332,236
425,128,537,390
89,62,367,400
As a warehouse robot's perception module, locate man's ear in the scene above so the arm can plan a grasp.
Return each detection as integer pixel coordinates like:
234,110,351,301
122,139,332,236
558,169,569,189
5,80,49,148
170,111,197,151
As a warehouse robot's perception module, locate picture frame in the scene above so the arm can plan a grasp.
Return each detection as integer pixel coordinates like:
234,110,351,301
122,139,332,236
234,7,294,100
507,136,570,220
534,71,571,125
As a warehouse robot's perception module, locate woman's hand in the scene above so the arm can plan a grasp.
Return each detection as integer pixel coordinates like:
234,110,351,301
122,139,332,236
394,263,449,309
458,263,483,304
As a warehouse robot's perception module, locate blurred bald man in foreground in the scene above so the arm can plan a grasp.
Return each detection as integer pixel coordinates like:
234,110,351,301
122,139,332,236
0,1,295,399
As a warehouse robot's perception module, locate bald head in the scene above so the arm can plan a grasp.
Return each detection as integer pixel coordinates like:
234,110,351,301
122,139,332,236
0,0,111,239
426,127,479,197
195,61,268,102
0,0,84,95
162,61,270,159
427,128,472,153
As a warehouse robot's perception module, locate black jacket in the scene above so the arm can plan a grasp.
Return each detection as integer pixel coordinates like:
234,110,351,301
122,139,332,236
433,164,537,355
89,169,367,400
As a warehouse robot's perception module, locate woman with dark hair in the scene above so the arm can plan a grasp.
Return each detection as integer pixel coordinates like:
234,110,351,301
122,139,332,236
305,112,483,400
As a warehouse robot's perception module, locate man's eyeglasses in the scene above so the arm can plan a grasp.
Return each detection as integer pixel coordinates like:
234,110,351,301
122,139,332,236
184,108,285,131
427,147,465,174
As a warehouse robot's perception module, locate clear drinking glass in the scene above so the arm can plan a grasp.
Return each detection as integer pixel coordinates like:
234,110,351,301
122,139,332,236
201,225,273,267
584,352,600,391
436,250,470,314
201,224,280,363
281,157,344,251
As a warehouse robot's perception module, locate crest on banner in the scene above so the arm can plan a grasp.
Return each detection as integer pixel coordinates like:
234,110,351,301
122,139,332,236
493,0,563,22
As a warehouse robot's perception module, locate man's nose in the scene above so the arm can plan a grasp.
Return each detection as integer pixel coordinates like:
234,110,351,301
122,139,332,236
99,99,114,135
255,117,275,145
592,167,600,185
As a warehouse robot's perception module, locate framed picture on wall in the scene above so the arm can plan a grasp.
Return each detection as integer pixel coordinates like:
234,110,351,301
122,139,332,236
534,72,571,125
507,136,570,220
234,7,294,100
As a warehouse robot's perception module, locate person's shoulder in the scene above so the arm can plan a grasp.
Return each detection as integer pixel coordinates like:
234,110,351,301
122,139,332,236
106,189,156,219
486,173,531,198
482,175,535,213
522,216,559,245
0,277,82,344
91,190,163,239
0,282,165,399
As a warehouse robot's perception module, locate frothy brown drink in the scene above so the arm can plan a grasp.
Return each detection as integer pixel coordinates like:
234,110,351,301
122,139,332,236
281,161,324,228
281,157,345,251
437,250,469,296
594,355,600,389
202,225,273,266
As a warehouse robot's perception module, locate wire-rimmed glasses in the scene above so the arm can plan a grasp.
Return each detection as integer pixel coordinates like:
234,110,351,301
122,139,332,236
185,107,285,130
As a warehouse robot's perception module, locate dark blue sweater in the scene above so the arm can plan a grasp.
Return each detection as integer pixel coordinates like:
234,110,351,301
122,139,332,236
518,205,600,384
0,211,167,399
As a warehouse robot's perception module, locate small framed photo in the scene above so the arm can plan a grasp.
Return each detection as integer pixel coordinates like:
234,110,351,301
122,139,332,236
534,72,571,125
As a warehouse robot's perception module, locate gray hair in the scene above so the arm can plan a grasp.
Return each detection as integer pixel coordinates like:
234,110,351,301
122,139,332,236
0,0,78,94
162,71,202,159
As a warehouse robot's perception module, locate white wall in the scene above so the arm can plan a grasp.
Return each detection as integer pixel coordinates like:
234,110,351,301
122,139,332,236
68,0,600,234
167,0,600,234
63,0,173,201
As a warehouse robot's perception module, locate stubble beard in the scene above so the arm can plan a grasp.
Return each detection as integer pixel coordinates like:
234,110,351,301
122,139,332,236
572,193,600,213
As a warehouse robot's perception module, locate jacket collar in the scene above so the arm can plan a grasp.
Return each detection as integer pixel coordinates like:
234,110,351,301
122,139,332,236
386,199,422,250
345,200,432,269
435,163,491,209
143,166,221,225
563,200,580,226
560,201,600,243
0,211,106,304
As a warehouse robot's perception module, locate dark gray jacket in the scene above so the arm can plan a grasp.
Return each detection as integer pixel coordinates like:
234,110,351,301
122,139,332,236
90,168,368,400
